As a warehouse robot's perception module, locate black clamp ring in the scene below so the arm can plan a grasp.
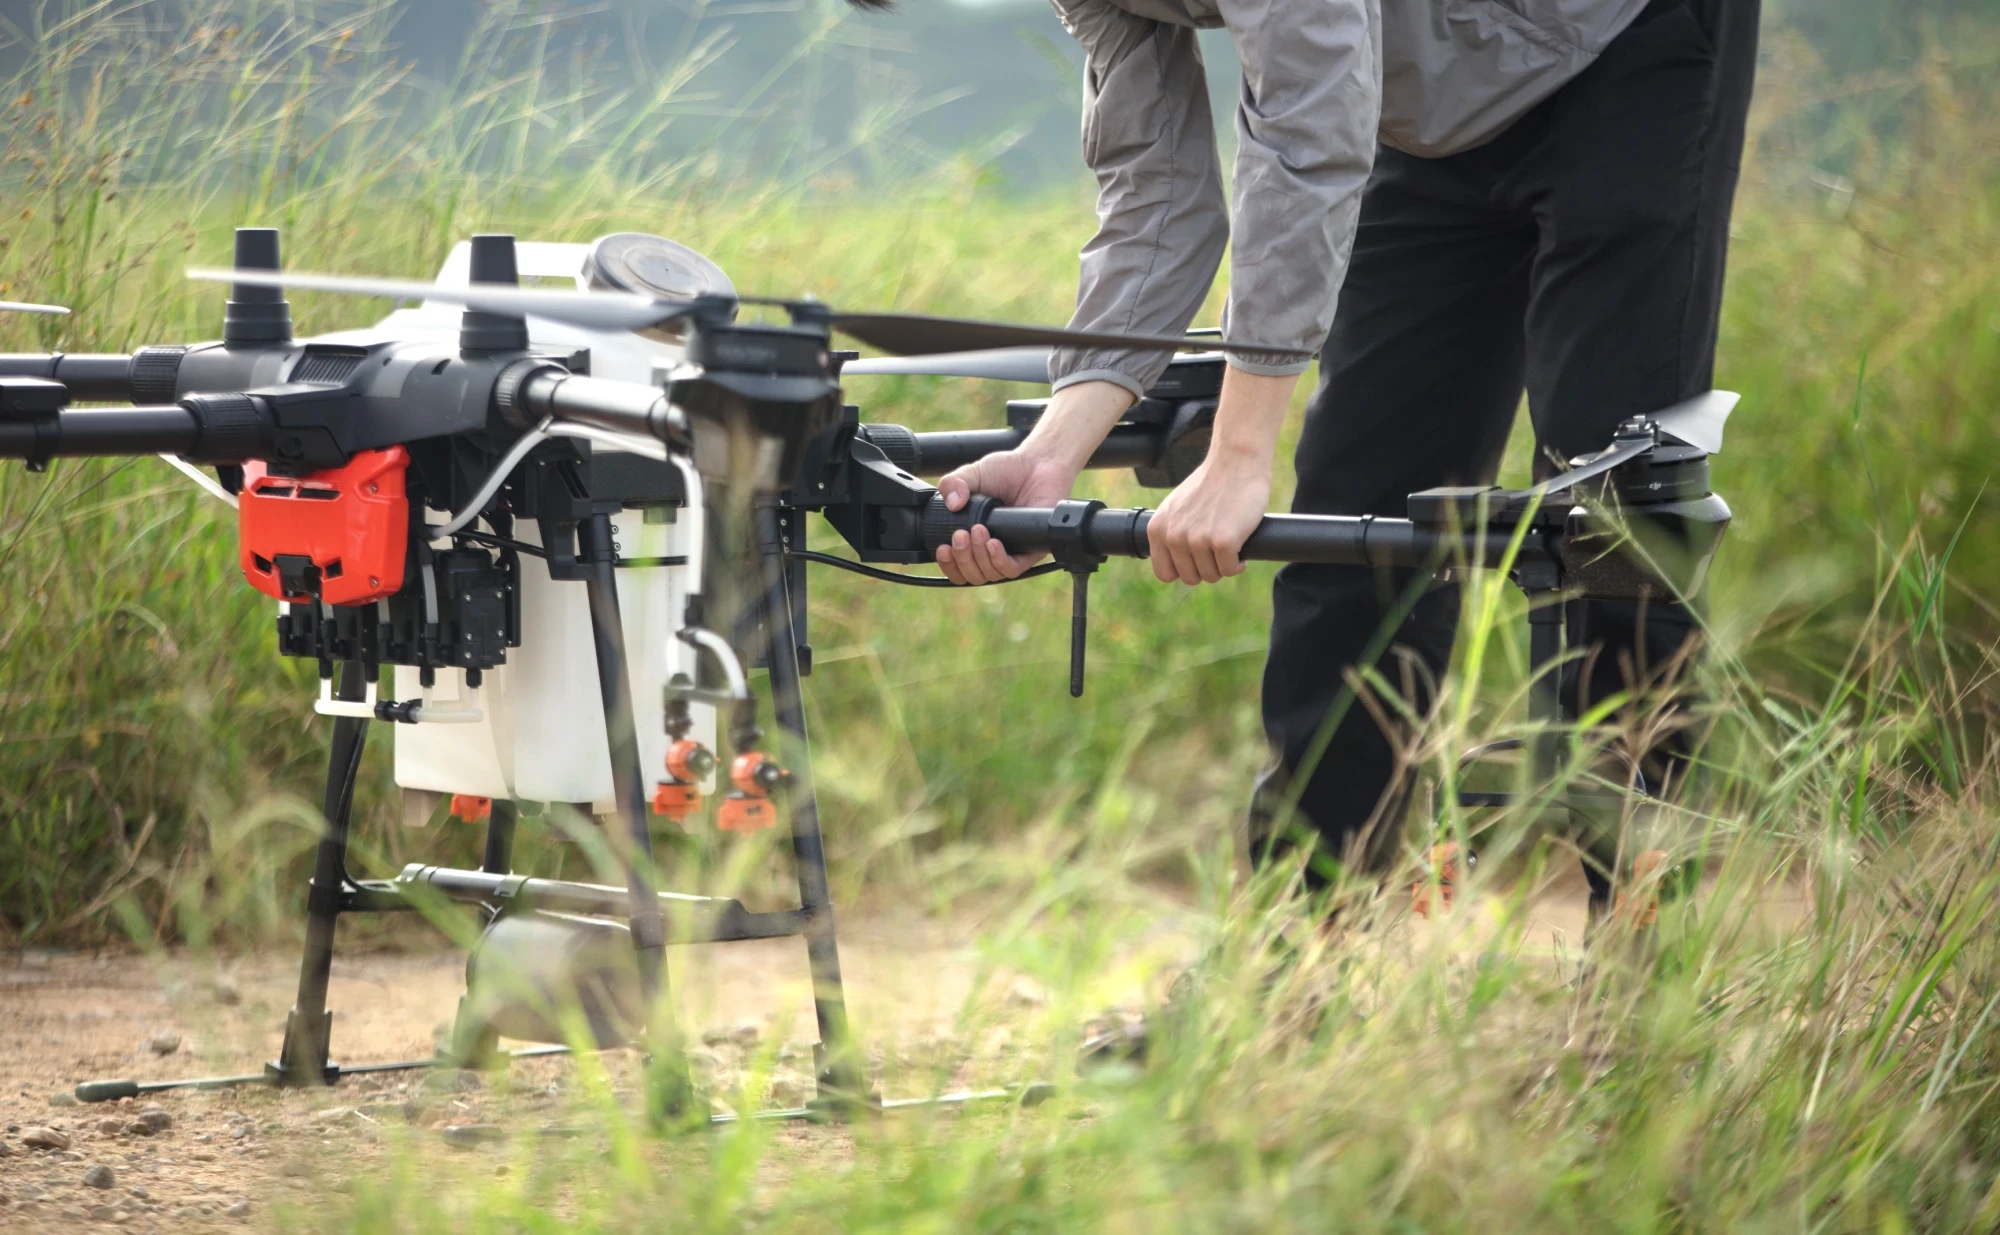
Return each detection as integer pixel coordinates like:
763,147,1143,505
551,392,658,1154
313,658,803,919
1046,498,1106,573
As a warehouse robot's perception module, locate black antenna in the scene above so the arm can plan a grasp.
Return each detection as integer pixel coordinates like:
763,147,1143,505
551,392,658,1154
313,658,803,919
459,234,530,355
223,228,292,346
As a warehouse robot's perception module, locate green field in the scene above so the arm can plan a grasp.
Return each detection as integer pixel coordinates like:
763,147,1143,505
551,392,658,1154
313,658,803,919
5,2,2000,1228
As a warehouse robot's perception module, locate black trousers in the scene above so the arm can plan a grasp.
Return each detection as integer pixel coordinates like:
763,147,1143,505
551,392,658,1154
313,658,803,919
1251,0,1762,877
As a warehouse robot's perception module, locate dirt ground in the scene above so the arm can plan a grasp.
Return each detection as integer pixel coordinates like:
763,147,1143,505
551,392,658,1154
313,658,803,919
0,877,1605,1232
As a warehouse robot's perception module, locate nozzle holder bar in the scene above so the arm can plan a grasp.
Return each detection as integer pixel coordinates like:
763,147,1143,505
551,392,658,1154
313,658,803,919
384,865,813,944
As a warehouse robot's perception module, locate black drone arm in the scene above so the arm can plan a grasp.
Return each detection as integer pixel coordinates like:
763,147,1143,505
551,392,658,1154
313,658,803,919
855,424,1165,477
0,352,146,402
922,498,1536,573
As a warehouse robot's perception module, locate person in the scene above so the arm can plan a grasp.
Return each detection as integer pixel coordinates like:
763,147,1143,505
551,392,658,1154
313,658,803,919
909,0,1761,896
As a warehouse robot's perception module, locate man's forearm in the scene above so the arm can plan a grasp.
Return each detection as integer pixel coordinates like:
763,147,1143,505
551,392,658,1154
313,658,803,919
1016,380,1139,472
1208,366,1300,474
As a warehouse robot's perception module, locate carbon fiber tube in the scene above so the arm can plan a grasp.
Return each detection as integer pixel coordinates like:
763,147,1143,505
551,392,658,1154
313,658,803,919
864,423,1163,476
514,367,687,444
0,406,199,458
0,354,138,401
928,500,1533,571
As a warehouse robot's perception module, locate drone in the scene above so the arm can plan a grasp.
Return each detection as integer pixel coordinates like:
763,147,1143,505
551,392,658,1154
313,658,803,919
0,227,1733,1125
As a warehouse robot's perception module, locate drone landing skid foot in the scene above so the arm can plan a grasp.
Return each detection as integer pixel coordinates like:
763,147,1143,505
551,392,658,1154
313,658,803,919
73,1047,574,1105
437,1082,1060,1146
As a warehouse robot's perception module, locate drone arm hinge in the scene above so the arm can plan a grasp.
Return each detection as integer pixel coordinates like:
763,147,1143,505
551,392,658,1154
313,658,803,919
1046,498,1108,698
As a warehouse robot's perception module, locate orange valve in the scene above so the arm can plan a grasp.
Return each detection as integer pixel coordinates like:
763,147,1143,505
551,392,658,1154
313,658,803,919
449,794,493,824
652,780,702,822
717,795,778,834
666,738,716,784
1411,842,1467,920
729,751,788,796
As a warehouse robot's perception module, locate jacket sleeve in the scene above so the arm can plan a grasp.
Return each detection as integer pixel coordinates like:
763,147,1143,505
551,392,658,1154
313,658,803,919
1216,0,1380,377
1049,0,1381,396
1047,0,1230,400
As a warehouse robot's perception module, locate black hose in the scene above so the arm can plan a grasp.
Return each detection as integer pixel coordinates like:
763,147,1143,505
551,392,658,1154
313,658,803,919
791,548,1063,588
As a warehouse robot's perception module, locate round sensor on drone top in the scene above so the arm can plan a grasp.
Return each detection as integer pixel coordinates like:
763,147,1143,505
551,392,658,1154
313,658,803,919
583,234,735,341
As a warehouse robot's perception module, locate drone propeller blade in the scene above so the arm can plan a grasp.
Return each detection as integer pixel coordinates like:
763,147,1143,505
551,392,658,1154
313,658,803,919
826,312,1247,359
840,347,1053,383
1651,389,1738,455
187,268,689,333
190,266,1307,360
1536,435,1656,500
0,300,70,315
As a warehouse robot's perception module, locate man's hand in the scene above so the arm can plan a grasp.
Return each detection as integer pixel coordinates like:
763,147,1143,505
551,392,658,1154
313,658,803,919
1145,366,1299,585
934,449,1082,584
1145,451,1274,584
936,379,1136,585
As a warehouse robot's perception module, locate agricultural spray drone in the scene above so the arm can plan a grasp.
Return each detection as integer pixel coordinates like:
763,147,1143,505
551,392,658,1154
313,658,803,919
0,228,1733,1123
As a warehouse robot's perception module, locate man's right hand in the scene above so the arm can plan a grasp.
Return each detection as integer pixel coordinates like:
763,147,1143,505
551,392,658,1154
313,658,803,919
934,378,1138,585
934,450,1082,584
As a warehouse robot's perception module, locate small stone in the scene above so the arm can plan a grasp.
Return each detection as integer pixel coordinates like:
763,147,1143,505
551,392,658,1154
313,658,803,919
421,1069,481,1094
225,1199,252,1218
0,1139,12,1157
125,1121,154,1137
137,1108,171,1133
277,1157,311,1178
117,1097,134,1109
99,1118,126,1135
767,1074,809,1107
48,1092,78,1107
311,1106,352,1123
730,1020,762,1048
213,976,241,1006
88,1203,117,1220
127,1187,149,1200
61,1204,87,1219
22,1126,71,1150
1006,976,1048,1008
84,1163,116,1188
145,1032,181,1057
493,1164,509,1177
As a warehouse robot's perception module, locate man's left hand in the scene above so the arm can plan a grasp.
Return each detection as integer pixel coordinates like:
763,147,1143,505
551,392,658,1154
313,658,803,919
1145,447,1275,584
1143,364,1298,584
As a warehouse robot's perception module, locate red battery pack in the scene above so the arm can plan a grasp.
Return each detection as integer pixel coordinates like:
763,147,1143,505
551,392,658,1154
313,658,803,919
238,446,411,605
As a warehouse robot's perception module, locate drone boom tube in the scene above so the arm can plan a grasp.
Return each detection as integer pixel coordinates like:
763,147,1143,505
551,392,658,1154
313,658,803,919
876,425,1164,476
943,503,1529,572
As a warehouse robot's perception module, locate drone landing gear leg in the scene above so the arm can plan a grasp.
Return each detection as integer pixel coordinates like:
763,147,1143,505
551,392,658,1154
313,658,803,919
760,508,865,1113
579,512,693,1121
271,659,371,1089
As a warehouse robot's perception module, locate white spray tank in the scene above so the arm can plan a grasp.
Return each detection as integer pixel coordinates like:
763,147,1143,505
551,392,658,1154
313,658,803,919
376,235,724,816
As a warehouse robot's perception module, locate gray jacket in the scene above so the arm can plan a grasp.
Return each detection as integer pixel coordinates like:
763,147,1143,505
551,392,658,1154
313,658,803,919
1049,0,1649,396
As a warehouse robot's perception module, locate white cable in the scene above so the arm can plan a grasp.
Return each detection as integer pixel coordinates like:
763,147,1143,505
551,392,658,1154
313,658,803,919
667,451,704,598
680,626,750,700
429,419,554,542
312,673,485,724
158,455,238,508
546,422,669,462
428,420,672,545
